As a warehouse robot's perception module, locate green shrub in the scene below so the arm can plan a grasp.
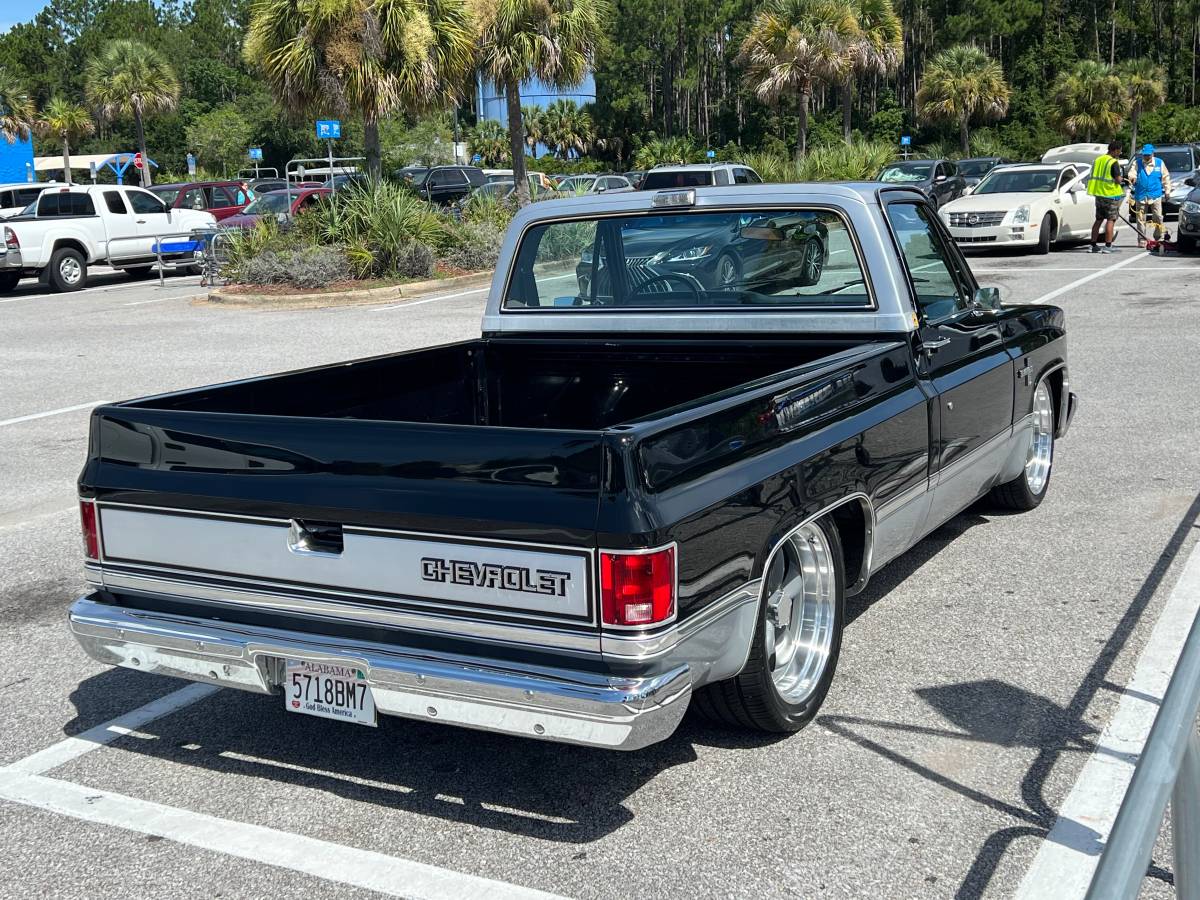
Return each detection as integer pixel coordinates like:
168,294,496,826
395,242,435,279
797,141,897,181
235,245,351,288
447,222,504,271
633,136,701,169
459,191,516,231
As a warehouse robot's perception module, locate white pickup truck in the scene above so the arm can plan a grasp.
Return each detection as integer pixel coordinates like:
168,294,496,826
0,184,216,293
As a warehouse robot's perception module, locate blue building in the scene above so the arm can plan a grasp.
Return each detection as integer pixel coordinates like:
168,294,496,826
476,73,596,156
0,135,35,184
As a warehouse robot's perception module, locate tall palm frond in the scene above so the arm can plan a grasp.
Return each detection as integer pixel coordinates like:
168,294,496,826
916,44,1010,154
1118,58,1166,153
1050,60,1126,143
36,98,95,184
0,67,34,144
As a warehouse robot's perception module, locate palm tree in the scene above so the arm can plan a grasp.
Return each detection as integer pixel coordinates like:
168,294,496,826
841,0,903,142
522,105,545,158
1050,60,1126,143
472,0,609,205
540,99,592,158
1118,58,1166,154
85,40,180,187
36,99,95,185
916,45,1010,155
244,0,475,179
740,0,859,160
468,119,510,166
0,67,34,145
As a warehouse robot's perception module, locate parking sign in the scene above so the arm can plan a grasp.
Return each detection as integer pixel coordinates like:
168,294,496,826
316,120,342,140
900,135,912,147
249,147,263,160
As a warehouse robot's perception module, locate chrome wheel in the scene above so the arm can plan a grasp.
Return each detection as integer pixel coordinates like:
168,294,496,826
59,256,82,285
717,255,739,288
763,522,838,705
1025,381,1054,495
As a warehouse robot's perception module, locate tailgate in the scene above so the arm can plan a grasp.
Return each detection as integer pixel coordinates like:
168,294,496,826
82,406,605,627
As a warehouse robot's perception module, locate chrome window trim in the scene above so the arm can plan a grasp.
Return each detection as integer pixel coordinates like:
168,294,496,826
498,202,879,315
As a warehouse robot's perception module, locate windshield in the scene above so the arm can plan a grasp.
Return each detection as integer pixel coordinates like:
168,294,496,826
502,209,870,311
973,169,1060,194
152,188,181,205
957,159,996,177
878,163,932,183
1152,149,1193,174
242,192,291,215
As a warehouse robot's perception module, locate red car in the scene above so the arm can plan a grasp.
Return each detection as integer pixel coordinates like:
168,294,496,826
150,180,253,221
221,187,331,228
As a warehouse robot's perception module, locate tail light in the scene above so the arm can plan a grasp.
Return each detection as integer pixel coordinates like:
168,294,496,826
79,500,100,560
600,546,676,627
4,227,17,250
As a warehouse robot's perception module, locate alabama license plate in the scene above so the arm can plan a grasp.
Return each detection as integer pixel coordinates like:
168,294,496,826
284,659,377,727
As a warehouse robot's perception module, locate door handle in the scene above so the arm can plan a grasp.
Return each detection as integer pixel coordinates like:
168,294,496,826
922,337,951,353
136,219,146,223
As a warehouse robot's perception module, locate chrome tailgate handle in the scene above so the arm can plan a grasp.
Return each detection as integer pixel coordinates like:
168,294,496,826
287,520,344,556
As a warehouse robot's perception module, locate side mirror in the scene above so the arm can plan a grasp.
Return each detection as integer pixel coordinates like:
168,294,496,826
973,286,1002,310
1186,176,1196,187
935,174,947,183
962,185,974,196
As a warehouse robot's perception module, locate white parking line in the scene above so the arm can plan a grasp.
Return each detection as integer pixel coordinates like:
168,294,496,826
1014,531,1200,897
0,281,199,304
370,286,489,312
1027,252,1149,304
972,266,1192,274
0,770,565,899
0,400,108,428
8,683,219,776
123,296,169,306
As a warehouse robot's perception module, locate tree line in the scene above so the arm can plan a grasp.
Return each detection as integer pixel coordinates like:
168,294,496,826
0,0,1194,200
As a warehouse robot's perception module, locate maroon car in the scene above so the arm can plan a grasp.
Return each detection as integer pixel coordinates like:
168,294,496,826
150,181,253,221
221,187,331,228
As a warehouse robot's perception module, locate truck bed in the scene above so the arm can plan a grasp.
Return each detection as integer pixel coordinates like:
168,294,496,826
126,337,865,430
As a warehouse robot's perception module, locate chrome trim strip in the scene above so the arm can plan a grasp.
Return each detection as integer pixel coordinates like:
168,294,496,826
601,580,762,660
874,478,930,521
100,569,604,656
69,595,691,751
936,415,1030,485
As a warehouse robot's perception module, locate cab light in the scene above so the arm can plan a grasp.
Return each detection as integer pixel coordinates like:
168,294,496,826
600,546,676,626
80,500,100,560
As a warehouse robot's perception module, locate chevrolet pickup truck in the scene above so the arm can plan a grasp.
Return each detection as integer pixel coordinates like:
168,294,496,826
69,184,1077,750
0,184,215,293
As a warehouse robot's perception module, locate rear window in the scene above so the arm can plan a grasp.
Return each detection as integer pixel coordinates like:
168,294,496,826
641,170,715,189
503,209,870,311
37,192,96,217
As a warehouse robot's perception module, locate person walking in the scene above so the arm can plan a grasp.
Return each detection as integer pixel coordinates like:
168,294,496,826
1087,141,1127,253
1126,143,1173,247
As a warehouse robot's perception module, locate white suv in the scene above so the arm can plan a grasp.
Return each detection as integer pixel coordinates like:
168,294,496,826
639,163,762,190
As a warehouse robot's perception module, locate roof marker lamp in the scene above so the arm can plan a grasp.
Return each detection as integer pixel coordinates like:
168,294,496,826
651,189,696,209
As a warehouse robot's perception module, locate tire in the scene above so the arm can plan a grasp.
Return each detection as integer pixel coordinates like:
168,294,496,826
693,516,845,733
713,252,741,290
182,263,203,276
1179,235,1198,253
48,247,86,292
122,265,154,279
801,238,825,284
0,271,19,293
1036,214,1054,254
990,378,1056,511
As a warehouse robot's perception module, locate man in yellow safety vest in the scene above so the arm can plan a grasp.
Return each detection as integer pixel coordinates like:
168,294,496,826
1087,141,1127,253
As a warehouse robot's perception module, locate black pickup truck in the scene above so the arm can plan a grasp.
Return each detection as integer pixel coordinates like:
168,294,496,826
71,184,1077,750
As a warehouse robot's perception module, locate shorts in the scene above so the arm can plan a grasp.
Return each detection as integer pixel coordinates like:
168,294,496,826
1094,196,1122,221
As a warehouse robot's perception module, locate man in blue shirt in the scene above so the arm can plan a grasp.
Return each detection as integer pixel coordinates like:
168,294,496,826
1126,144,1174,247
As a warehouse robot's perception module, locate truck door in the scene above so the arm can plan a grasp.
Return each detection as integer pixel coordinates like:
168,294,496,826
127,189,173,256
99,190,140,264
883,199,1014,525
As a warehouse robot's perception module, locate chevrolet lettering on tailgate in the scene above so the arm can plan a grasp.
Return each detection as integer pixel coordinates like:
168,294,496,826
420,557,571,598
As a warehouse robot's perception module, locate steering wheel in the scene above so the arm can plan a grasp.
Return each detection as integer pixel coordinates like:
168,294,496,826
629,271,705,300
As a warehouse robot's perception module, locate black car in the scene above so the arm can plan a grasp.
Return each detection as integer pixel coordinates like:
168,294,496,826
574,210,829,299
877,159,966,209
956,157,1010,189
397,165,487,205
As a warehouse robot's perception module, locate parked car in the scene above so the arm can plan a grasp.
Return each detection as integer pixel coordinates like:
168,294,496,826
483,169,555,191
877,159,965,208
956,157,1011,189
1177,185,1200,250
556,174,635,194
399,165,486,205
575,210,828,294
67,183,1076,750
151,180,252,221
0,185,216,292
0,182,57,218
459,179,554,207
639,163,762,189
221,187,331,228
248,178,289,195
939,163,1098,254
623,170,647,189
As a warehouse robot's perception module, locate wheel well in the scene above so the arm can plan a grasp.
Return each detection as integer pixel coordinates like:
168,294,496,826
1045,367,1066,430
51,239,88,261
828,499,872,596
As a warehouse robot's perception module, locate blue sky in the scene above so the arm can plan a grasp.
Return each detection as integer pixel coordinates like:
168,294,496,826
2,1,51,32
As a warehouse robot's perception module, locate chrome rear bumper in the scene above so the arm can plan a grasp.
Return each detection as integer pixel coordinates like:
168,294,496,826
69,594,691,751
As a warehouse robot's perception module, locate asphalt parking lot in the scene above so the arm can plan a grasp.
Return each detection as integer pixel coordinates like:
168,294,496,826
2,233,1199,899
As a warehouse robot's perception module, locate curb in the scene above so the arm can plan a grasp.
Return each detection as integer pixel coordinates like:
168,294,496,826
199,270,492,310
